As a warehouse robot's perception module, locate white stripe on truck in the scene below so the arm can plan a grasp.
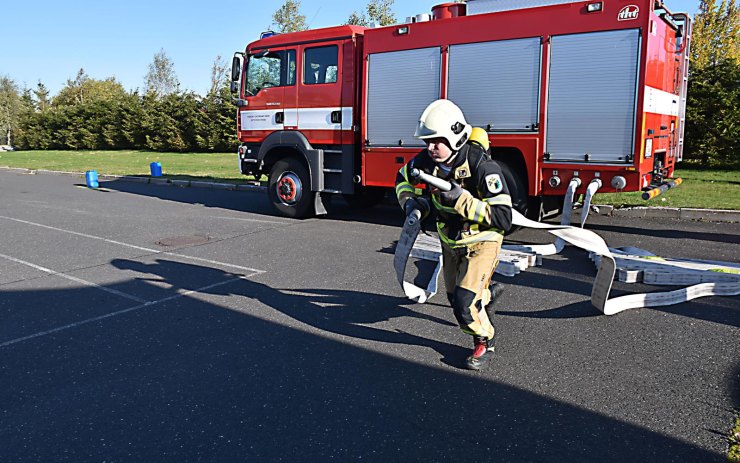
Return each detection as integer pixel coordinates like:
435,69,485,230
240,107,353,131
643,86,679,117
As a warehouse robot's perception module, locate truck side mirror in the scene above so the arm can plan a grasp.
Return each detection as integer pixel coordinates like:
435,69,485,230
231,56,242,83
230,81,239,93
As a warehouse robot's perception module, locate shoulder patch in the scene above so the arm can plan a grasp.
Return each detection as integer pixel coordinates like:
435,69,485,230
453,159,471,180
485,174,503,194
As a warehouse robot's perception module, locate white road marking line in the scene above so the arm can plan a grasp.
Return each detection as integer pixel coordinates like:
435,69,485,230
0,215,158,251
0,252,146,303
0,215,265,274
0,275,255,348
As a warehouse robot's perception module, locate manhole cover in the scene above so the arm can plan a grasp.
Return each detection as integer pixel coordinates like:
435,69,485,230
155,235,210,247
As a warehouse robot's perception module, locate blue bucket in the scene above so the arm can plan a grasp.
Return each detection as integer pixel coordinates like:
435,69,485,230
85,170,99,189
150,161,162,177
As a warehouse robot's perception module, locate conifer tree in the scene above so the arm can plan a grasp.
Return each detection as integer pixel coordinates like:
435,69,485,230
34,81,51,112
684,0,740,166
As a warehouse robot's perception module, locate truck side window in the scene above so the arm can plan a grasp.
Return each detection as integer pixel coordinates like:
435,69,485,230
303,45,338,85
245,49,296,95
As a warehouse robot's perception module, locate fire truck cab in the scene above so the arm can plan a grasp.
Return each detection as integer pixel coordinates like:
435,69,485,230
231,26,366,217
231,0,691,219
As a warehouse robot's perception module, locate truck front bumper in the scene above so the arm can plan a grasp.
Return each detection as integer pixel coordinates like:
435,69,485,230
238,144,262,176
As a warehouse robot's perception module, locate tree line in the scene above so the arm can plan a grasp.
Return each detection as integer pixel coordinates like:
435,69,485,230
0,53,237,153
0,0,737,167
684,0,740,167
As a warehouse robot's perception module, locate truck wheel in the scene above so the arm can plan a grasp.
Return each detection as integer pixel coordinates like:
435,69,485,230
268,158,314,219
343,186,387,209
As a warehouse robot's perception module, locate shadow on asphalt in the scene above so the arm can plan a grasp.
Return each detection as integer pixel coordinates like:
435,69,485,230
101,179,281,217
0,258,724,461
586,222,740,246
100,179,409,227
82,179,740,244
100,174,740,312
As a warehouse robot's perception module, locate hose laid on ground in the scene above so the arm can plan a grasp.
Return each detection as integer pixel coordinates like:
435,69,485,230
395,171,740,314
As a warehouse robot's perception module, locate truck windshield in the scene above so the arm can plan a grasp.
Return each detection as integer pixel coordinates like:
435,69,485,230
245,50,294,95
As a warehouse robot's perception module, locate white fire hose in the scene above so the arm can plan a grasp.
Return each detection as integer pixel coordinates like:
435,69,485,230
580,178,602,228
394,171,740,314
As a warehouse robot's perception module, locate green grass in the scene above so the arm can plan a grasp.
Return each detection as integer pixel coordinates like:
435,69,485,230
594,168,740,210
1,150,738,209
730,410,740,463
0,150,262,183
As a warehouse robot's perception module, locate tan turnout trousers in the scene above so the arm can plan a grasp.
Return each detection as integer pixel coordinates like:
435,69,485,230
441,238,503,340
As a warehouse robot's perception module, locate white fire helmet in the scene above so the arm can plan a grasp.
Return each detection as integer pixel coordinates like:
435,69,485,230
414,99,472,150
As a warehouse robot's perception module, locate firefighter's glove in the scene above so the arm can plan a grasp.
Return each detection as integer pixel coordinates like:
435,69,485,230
439,181,464,207
404,197,430,219
407,168,422,185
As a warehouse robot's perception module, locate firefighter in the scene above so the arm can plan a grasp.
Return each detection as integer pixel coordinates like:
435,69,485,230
395,99,512,370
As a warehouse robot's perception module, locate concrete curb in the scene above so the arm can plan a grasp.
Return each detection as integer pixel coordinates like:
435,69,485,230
602,206,740,223
1,166,737,222
1,167,264,192
1,167,34,174
679,208,740,222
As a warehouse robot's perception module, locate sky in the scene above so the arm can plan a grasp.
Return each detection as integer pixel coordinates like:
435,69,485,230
0,0,701,97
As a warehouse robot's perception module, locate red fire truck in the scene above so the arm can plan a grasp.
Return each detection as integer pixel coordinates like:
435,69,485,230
230,0,691,219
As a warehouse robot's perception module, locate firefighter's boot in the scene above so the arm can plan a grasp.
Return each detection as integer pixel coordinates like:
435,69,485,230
465,334,495,371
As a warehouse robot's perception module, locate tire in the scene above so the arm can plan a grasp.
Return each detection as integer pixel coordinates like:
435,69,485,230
342,186,387,209
268,157,314,219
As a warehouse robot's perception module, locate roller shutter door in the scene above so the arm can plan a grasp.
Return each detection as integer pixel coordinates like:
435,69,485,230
546,29,640,163
448,37,541,132
366,47,441,147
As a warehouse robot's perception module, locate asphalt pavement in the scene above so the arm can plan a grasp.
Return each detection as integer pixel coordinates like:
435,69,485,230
1,170,738,462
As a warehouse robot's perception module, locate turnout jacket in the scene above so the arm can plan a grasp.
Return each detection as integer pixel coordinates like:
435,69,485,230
395,143,513,248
